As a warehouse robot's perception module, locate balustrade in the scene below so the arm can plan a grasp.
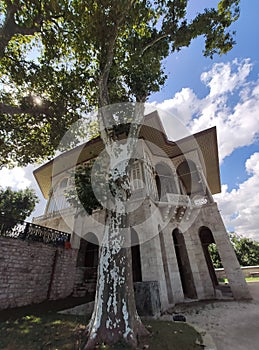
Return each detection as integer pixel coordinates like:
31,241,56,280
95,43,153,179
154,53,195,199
0,216,70,247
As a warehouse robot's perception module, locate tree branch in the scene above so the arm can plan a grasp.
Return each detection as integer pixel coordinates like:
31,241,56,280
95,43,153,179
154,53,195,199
0,2,42,58
0,102,53,117
140,33,168,56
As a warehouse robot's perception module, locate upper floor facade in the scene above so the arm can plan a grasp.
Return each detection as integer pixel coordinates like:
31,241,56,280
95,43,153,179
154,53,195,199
32,111,220,236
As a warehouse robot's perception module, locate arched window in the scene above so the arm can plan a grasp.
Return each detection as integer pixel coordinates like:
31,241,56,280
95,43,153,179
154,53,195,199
46,189,57,214
155,162,178,200
143,152,156,198
177,160,203,196
60,177,68,189
130,161,143,190
46,177,71,214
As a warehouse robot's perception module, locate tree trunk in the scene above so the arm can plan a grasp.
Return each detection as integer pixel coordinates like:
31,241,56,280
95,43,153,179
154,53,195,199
83,211,149,349
83,149,149,349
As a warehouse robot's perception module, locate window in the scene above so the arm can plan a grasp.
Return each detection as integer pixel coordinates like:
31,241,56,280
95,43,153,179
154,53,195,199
46,177,72,214
143,152,156,198
130,161,143,190
60,178,68,189
155,163,178,200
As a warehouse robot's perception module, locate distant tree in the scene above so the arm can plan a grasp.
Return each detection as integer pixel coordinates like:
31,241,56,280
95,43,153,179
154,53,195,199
231,234,259,267
208,243,223,268
0,186,38,222
209,233,259,268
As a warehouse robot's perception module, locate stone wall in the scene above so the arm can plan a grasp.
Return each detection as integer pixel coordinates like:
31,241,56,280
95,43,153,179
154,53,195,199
48,248,78,300
0,237,78,310
216,266,259,279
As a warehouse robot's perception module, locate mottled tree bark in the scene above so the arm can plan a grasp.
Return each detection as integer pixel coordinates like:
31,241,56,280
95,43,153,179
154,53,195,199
83,211,149,349
83,164,149,348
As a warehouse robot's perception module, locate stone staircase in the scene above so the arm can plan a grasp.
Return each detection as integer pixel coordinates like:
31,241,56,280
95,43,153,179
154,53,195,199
73,267,97,297
73,280,97,297
216,284,233,299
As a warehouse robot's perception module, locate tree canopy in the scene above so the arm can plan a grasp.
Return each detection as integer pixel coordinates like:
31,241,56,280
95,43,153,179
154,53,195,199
0,186,38,221
0,0,240,167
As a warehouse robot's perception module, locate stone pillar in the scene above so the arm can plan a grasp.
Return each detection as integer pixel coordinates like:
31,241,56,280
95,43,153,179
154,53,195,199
162,224,184,304
183,224,215,299
139,225,169,311
210,204,251,300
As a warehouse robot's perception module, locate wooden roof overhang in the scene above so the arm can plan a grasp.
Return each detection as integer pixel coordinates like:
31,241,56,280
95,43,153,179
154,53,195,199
33,111,221,199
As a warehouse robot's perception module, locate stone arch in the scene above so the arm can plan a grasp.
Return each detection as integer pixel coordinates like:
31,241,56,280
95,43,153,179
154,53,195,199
131,229,142,282
47,176,71,213
59,177,69,189
172,228,197,299
155,162,178,200
177,159,203,196
199,226,219,287
77,232,99,281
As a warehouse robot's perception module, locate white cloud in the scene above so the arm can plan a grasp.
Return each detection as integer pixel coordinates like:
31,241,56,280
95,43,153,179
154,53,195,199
214,153,259,241
200,58,252,97
157,87,201,125
0,167,31,190
155,58,259,163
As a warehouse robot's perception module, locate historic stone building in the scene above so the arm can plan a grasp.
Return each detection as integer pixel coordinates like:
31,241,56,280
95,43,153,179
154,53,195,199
33,111,251,311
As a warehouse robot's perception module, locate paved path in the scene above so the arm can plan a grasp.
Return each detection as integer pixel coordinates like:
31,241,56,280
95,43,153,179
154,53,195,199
163,282,259,350
247,281,259,301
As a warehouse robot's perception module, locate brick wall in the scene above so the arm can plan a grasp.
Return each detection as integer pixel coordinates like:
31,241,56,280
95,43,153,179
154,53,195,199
0,237,78,310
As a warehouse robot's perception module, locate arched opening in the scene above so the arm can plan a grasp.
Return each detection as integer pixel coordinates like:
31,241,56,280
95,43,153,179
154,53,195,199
199,227,220,288
155,163,178,200
46,177,71,214
77,232,99,282
177,160,204,197
131,229,142,282
173,228,197,299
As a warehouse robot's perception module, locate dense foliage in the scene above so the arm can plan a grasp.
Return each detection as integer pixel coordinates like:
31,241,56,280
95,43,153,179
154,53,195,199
66,162,103,215
0,186,38,221
0,0,240,167
209,233,259,267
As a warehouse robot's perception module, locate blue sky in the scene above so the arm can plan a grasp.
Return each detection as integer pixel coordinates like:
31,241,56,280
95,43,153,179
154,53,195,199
149,0,259,239
1,1,259,240
150,0,259,186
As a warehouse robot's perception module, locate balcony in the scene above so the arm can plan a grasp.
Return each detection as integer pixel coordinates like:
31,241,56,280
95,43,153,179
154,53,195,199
157,193,210,221
166,193,191,207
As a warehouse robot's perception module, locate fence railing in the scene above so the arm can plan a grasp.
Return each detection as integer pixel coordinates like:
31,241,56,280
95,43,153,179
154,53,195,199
0,216,71,247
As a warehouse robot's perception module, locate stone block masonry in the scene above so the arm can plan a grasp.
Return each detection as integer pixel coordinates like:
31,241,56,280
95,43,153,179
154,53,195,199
0,237,78,310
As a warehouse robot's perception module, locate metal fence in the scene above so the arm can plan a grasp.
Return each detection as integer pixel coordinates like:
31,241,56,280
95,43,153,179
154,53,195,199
0,216,70,247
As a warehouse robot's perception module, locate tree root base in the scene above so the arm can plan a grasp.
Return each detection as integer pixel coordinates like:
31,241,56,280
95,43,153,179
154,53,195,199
82,322,150,349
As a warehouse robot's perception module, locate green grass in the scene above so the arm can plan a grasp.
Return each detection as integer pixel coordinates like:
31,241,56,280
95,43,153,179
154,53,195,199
218,276,259,283
0,313,204,350
245,276,259,282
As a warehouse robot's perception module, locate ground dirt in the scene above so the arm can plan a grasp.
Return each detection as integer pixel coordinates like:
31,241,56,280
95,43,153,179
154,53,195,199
162,282,259,350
